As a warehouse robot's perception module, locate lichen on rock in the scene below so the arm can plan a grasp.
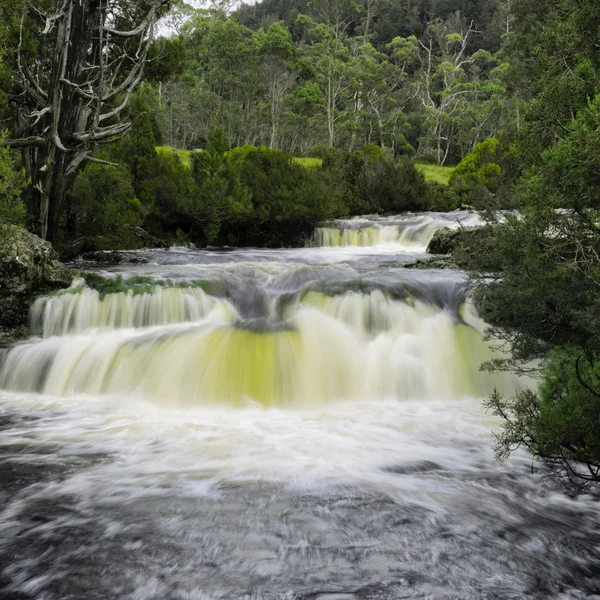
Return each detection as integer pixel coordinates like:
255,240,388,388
0,225,75,328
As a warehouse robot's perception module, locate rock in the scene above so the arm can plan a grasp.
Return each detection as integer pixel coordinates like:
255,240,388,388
80,250,125,264
0,225,75,328
427,227,462,255
403,256,456,270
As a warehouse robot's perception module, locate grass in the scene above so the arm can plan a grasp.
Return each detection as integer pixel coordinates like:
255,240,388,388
292,157,323,169
154,149,453,185
156,146,193,169
156,148,324,171
415,162,455,185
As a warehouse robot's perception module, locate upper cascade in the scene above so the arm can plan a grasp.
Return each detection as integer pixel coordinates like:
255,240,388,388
311,212,481,248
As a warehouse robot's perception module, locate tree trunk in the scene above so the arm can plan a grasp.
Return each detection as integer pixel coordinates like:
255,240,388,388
9,0,165,242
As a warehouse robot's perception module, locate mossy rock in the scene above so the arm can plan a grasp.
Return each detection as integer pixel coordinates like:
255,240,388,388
427,227,462,255
0,225,75,327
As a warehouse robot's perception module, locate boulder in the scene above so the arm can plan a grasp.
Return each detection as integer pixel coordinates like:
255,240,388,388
427,227,462,255
0,225,75,328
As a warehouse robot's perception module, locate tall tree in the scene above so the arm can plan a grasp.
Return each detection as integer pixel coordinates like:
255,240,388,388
7,0,168,242
257,22,297,148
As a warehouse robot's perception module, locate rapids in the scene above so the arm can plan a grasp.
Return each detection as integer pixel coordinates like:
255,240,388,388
310,212,481,248
0,212,598,600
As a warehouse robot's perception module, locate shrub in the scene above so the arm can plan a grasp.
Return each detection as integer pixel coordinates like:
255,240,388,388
67,163,143,248
450,138,519,209
320,146,429,215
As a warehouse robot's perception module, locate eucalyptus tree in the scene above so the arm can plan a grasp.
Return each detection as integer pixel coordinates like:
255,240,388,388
298,6,355,147
256,22,297,149
348,43,407,148
411,17,480,164
7,0,169,242
183,10,263,147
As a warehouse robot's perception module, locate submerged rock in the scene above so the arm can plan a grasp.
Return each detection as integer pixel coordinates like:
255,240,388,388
0,225,75,328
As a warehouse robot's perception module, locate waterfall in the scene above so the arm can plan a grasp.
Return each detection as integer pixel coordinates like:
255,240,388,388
311,213,481,248
0,285,516,406
30,283,239,337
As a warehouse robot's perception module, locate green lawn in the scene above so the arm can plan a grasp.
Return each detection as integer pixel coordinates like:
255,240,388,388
292,157,323,169
415,162,455,185
156,146,193,169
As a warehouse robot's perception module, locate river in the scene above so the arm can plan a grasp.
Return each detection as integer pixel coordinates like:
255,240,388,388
0,213,598,600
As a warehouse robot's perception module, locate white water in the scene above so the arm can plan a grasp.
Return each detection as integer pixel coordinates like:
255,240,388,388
311,212,481,249
0,212,598,600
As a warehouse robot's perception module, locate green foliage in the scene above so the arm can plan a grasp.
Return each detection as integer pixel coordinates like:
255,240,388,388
449,138,519,209
321,145,428,214
138,148,195,237
424,182,459,212
462,96,600,484
537,95,600,211
184,140,253,243
156,146,193,169
0,136,27,227
485,348,600,485
67,163,143,249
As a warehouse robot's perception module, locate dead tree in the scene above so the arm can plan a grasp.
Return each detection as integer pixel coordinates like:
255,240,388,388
7,0,168,242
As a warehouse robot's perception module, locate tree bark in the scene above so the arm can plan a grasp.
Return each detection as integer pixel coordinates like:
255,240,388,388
9,0,167,243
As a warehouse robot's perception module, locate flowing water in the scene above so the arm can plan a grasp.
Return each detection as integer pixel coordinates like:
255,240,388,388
0,212,599,600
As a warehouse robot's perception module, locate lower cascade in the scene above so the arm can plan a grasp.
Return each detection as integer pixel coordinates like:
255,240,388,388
0,284,517,406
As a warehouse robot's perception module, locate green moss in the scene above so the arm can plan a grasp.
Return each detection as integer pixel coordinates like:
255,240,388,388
0,325,30,344
68,274,229,298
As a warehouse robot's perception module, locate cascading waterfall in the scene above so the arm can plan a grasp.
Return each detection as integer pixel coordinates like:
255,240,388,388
2,212,597,600
30,280,239,337
311,212,482,248
0,282,516,406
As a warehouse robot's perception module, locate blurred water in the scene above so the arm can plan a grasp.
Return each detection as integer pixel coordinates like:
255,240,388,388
0,212,598,600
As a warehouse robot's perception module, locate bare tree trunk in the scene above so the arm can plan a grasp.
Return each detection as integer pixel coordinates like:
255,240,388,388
8,0,167,242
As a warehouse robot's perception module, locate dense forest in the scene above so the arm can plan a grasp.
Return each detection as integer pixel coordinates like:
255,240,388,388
160,0,511,161
0,0,515,248
1,0,600,484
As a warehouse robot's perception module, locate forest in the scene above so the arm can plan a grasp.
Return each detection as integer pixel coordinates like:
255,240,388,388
0,0,515,248
0,0,600,486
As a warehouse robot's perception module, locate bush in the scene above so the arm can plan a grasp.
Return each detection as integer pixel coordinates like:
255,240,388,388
449,138,519,209
486,347,600,485
425,182,459,211
66,163,143,248
320,146,429,215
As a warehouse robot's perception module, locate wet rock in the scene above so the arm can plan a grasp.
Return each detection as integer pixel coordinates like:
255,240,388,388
402,256,456,270
78,250,151,264
0,225,75,328
426,227,461,255
427,225,489,259
80,250,126,264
